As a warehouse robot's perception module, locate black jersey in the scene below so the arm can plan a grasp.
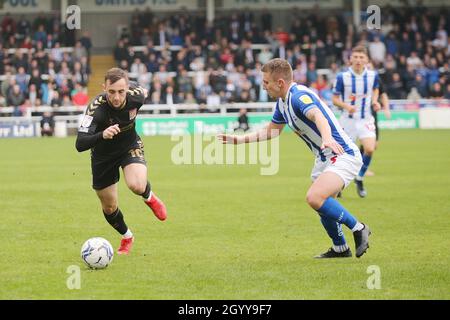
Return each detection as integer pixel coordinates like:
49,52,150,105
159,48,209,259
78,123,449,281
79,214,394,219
378,78,386,95
76,85,146,159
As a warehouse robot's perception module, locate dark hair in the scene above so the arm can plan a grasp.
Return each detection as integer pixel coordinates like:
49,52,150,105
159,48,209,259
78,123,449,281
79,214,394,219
104,68,129,84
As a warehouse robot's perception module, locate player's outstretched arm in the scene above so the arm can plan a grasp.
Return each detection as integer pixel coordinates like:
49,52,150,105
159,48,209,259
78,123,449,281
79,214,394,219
217,122,285,144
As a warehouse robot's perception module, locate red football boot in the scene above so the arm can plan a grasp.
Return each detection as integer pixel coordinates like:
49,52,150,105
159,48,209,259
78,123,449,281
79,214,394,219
144,194,167,221
117,237,134,255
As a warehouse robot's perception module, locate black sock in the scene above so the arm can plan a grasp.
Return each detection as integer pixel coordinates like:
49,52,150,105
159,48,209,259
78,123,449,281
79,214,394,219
359,145,364,155
141,181,151,199
103,208,128,235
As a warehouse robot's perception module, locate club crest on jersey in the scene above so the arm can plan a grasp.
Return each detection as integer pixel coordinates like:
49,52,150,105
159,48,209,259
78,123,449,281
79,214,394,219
299,95,313,104
81,115,93,128
129,108,137,120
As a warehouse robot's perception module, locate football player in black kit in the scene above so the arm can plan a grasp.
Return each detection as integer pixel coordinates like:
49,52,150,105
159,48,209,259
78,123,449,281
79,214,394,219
76,68,167,255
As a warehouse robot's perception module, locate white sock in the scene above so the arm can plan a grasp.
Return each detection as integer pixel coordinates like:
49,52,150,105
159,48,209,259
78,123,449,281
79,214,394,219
146,191,153,202
122,229,133,239
355,176,363,182
333,244,349,253
352,222,364,232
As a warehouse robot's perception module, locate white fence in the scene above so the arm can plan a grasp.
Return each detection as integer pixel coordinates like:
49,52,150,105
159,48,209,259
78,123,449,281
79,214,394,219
0,100,449,138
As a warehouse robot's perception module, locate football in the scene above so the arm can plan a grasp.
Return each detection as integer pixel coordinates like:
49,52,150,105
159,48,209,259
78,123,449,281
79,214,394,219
81,237,114,269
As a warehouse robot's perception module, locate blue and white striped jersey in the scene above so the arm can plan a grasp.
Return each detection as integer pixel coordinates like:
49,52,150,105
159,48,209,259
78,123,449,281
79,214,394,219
332,67,379,120
271,83,359,162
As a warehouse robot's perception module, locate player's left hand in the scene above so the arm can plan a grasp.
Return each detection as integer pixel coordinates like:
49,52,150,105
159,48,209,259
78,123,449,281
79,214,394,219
321,139,344,155
384,108,391,119
372,102,381,112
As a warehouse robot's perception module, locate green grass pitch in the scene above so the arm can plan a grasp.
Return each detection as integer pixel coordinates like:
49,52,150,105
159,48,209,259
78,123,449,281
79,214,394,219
0,129,449,299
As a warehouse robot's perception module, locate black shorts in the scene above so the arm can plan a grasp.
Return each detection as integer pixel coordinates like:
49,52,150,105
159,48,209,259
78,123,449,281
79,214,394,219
91,139,147,190
372,110,379,141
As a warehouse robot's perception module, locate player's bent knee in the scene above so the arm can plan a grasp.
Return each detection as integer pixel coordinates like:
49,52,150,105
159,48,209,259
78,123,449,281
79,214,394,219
102,204,118,215
128,181,146,195
306,191,323,210
364,148,375,156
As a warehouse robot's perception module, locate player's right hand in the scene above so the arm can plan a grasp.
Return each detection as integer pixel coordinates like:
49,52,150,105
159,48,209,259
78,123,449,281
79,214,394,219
217,134,242,144
102,124,121,139
346,104,357,114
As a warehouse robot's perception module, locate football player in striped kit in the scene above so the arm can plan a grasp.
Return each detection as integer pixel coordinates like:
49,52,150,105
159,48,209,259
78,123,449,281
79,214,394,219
332,46,381,198
218,59,371,258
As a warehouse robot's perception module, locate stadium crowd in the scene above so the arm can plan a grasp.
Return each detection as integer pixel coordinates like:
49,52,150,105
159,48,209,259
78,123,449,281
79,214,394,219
0,6,449,115
0,13,92,115
113,6,449,109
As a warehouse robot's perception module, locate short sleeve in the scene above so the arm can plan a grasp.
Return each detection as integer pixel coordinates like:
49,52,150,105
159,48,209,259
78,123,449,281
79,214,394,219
271,100,286,124
373,72,380,89
295,92,319,116
127,85,146,106
78,96,104,133
332,73,344,96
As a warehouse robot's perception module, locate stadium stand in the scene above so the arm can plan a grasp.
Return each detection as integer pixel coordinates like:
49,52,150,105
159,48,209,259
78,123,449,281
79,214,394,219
0,4,448,128
112,7,449,107
0,13,91,115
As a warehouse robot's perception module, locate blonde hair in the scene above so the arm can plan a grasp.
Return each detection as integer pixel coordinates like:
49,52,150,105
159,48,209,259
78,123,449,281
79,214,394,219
261,58,293,82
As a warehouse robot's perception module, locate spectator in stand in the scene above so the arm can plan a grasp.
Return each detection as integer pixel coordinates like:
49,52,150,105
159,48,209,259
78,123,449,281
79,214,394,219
235,108,249,132
427,58,441,88
114,40,129,65
71,84,89,106
429,82,444,99
315,39,327,68
50,90,63,107
407,87,422,102
164,86,176,105
21,36,33,49
387,73,405,99
7,84,26,116
0,94,6,108
1,13,16,41
62,94,72,107
406,51,423,70
306,62,318,86
40,111,55,136
33,24,47,44
27,84,40,107
73,61,89,87
15,67,30,93
73,41,87,62
412,73,429,98
16,15,31,42
79,31,93,61
444,84,450,100
368,35,386,67
385,31,398,57
311,75,328,98
258,46,273,65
